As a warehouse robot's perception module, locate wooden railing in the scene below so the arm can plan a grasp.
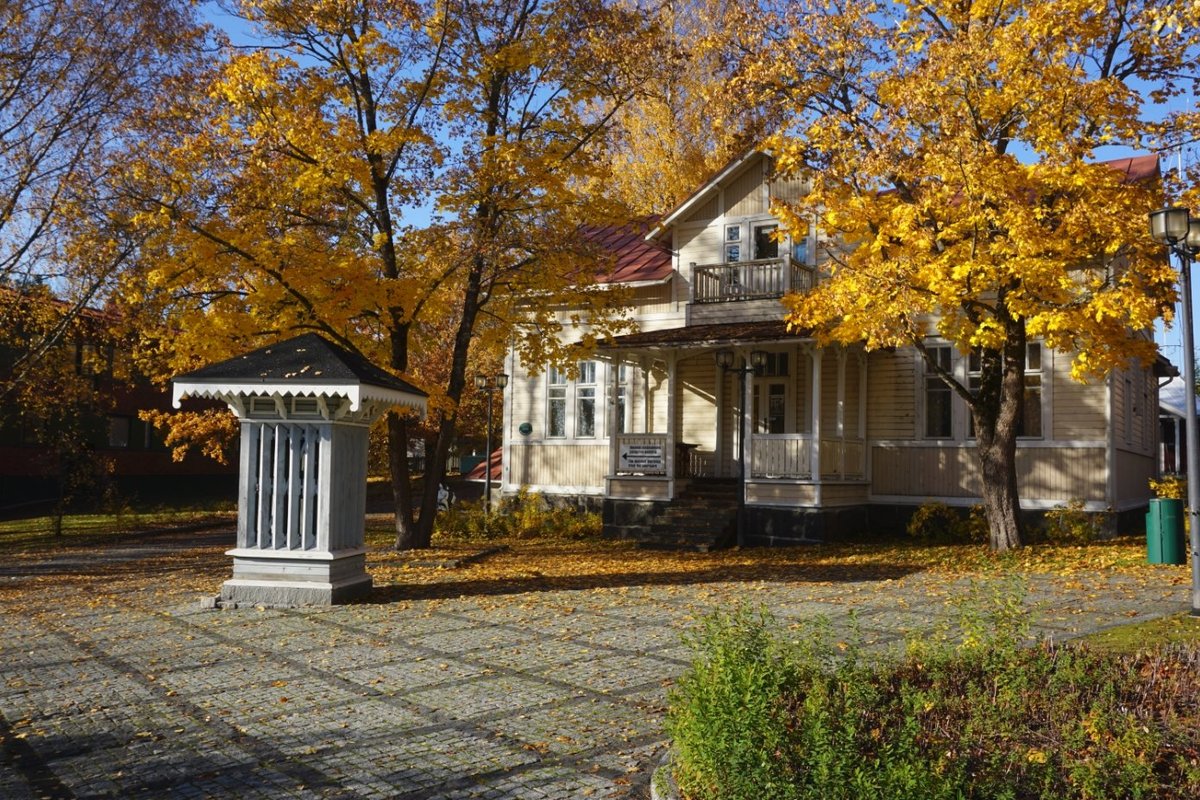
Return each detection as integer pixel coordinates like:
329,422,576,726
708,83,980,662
693,256,815,304
750,434,813,479
750,434,865,480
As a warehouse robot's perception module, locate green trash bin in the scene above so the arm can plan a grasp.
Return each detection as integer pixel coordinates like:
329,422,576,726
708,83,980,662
1146,498,1186,565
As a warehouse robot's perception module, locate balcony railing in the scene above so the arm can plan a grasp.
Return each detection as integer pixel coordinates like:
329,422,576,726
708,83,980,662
693,256,815,304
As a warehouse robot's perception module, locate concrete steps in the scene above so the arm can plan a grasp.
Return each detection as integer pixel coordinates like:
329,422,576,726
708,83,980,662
637,479,739,552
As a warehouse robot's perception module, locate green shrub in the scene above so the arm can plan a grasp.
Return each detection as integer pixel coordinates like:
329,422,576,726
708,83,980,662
666,605,804,800
1041,499,1112,544
433,488,601,542
906,502,987,544
667,595,1200,800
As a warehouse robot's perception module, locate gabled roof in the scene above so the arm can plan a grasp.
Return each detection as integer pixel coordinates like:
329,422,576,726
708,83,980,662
646,148,764,241
172,333,426,413
583,218,673,286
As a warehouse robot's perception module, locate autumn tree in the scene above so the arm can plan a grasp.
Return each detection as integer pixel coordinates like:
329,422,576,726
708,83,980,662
600,0,781,215
121,0,653,548
734,0,1198,549
0,0,202,400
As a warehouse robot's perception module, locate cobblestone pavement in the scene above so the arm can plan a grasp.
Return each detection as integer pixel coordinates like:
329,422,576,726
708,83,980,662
0,528,1188,799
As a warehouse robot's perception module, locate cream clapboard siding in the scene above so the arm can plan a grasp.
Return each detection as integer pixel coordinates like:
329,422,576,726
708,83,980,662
507,444,607,491
866,350,916,439
1115,450,1155,508
746,482,817,505
769,175,809,205
725,161,767,217
744,482,869,507
677,354,718,451
871,445,1107,502
677,224,722,270
1053,360,1107,441
791,347,810,432
684,194,720,226
626,284,677,319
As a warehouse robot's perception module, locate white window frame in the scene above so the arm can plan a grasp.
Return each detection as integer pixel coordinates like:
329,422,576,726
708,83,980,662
923,345,954,440
917,340,1048,442
547,366,568,438
576,361,598,438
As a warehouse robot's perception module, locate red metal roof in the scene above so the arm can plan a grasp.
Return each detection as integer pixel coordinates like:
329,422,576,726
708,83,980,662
1103,153,1159,183
582,217,674,285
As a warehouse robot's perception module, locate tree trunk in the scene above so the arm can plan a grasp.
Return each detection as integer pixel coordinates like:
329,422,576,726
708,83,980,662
976,422,1023,551
389,411,418,550
970,323,1027,552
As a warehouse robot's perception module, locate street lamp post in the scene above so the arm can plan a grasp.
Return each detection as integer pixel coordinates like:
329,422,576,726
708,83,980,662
474,372,509,514
716,348,769,547
1150,207,1200,616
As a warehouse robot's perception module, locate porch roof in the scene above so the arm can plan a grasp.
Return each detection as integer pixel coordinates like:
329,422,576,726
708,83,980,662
598,320,810,350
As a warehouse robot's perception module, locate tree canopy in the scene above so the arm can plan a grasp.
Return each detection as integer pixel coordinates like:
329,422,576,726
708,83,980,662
733,0,1199,549
119,0,655,547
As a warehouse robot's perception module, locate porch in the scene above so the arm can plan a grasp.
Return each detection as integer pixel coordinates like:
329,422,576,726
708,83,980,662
598,321,869,524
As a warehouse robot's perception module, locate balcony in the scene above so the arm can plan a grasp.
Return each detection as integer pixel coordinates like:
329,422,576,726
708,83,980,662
692,256,815,304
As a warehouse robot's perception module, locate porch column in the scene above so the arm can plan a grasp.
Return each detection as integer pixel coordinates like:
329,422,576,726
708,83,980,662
665,353,679,495
859,351,869,479
836,349,847,478
640,357,652,434
608,357,620,476
810,347,823,484
740,348,753,482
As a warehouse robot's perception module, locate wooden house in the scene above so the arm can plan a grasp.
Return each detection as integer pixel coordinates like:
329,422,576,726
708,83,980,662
497,151,1167,546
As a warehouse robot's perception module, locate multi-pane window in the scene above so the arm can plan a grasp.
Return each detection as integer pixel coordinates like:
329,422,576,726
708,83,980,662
753,352,789,377
925,346,953,438
547,367,567,438
576,361,597,437
725,224,741,262
968,343,1042,438
753,224,778,259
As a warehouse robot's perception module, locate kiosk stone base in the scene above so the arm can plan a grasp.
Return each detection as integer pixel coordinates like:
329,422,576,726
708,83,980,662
219,548,373,607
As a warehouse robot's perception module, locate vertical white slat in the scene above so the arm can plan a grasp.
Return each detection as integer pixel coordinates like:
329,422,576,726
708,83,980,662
301,425,319,550
286,427,302,550
237,423,260,549
316,424,333,552
272,426,288,549
257,424,275,549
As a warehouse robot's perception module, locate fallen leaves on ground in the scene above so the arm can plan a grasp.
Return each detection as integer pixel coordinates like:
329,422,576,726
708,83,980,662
0,515,1187,617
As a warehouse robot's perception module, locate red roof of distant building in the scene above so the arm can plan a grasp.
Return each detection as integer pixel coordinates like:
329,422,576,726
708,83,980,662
1103,153,1160,183
465,448,502,481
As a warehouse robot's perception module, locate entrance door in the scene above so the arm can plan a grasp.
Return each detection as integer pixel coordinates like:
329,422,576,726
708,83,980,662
753,382,788,434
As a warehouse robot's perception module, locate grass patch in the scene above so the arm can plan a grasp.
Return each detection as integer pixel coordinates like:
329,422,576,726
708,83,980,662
0,508,234,554
1082,612,1200,654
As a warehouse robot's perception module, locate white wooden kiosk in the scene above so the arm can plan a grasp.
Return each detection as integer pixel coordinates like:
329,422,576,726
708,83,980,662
172,334,426,607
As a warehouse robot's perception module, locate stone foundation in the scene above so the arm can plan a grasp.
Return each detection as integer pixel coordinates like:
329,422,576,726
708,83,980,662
219,548,372,607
